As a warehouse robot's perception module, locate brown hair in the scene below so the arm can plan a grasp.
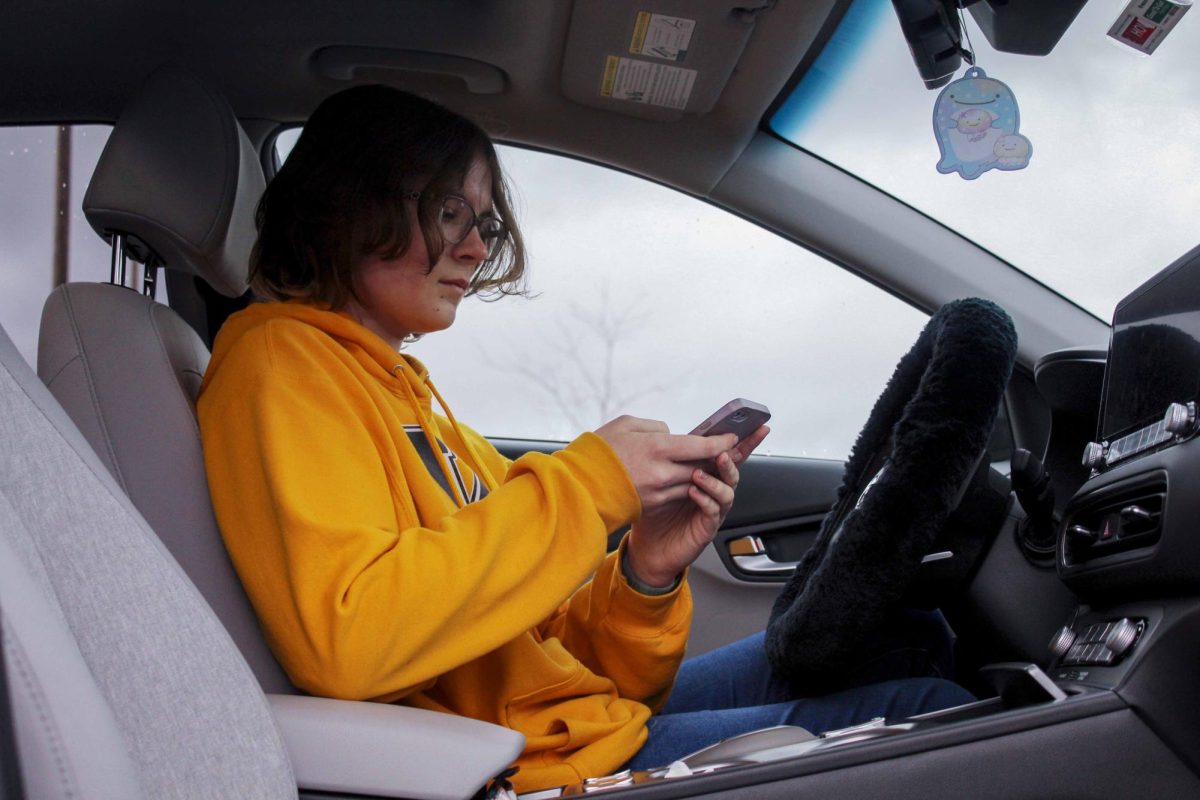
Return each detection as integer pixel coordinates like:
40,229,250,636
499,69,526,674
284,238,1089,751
250,85,526,308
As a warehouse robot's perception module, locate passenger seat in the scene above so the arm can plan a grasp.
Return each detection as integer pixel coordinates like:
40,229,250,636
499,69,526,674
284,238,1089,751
36,65,289,691
2,318,296,798
13,65,523,798
3,316,522,798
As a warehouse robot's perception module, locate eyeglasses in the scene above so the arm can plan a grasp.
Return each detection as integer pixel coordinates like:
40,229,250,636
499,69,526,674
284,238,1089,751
405,191,507,260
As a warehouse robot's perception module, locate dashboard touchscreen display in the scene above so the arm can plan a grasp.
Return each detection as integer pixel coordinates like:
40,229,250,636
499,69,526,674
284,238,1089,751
1101,244,1200,442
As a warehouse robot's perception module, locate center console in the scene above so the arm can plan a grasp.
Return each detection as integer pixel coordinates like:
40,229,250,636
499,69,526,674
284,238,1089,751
1032,243,1200,778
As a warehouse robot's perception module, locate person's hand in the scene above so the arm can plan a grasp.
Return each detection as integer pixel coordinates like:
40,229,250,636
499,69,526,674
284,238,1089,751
624,424,770,588
594,416,737,507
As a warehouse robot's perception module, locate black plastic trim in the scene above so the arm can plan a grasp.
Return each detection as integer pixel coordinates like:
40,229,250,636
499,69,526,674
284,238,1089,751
0,611,26,800
1112,599,1200,776
573,691,1126,799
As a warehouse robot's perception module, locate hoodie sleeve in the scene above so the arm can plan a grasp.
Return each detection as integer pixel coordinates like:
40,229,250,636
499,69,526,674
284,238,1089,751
198,323,641,703
535,537,692,711
454,426,692,710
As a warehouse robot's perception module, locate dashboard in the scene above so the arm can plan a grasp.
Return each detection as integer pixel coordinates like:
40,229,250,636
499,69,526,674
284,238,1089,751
1033,243,1200,775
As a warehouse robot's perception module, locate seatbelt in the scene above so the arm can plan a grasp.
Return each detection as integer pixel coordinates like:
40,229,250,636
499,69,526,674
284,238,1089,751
0,608,28,800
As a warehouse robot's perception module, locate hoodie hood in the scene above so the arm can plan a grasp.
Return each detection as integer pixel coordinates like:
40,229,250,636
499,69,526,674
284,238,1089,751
203,299,498,505
205,300,433,404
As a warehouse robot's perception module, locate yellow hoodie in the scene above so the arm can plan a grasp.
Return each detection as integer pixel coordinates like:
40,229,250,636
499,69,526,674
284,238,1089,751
197,302,692,790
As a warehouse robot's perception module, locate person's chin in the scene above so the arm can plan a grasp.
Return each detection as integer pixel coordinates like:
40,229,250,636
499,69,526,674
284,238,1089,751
421,312,458,334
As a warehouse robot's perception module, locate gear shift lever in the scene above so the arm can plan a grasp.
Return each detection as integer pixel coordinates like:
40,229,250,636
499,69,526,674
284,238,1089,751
1011,448,1057,561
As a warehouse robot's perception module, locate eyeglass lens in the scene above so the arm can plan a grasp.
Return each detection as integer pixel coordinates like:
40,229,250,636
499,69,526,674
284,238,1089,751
438,196,506,259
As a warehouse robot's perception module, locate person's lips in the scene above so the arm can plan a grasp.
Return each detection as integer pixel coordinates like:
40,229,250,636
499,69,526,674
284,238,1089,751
440,278,469,293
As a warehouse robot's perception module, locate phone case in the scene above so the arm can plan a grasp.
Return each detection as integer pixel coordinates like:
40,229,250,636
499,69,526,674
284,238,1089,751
690,398,771,440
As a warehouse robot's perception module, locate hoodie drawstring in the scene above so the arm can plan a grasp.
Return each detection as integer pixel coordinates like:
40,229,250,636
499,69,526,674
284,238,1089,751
428,380,499,493
393,362,498,506
393,364,469,507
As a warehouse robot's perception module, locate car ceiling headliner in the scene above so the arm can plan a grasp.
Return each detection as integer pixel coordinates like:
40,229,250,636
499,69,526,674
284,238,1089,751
2,0,843,195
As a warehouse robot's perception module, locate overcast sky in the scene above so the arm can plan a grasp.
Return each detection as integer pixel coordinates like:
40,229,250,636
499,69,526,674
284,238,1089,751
778,0,1200,319
3,0,1198,460
0,126,111,367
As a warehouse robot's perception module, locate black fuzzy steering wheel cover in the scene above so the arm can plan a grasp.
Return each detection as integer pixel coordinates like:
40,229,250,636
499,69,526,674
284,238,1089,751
764,297,1017,691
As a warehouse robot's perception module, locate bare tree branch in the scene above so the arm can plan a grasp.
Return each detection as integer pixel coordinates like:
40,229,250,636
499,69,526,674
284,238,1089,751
493,281,693,429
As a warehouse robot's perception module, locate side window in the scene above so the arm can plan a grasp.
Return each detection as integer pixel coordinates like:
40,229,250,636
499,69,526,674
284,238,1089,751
0,125,113,367
273,134,929,459
411,146,929,460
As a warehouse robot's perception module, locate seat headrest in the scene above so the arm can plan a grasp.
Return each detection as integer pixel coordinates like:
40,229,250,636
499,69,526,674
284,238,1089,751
83,66,263,298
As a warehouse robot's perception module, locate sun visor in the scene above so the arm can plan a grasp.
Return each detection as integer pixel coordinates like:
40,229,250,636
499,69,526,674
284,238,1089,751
560,0,774,121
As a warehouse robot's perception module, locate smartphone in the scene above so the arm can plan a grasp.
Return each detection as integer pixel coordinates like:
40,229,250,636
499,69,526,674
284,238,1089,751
689,398,771,442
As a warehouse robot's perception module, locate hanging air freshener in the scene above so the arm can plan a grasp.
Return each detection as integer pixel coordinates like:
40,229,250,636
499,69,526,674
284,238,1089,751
933,66,1032,180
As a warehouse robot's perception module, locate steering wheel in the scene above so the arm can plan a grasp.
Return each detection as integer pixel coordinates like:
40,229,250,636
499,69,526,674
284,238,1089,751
764,297,1017,692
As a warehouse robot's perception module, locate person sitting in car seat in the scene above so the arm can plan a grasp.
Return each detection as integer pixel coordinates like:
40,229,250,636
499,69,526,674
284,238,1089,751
197,85,974,792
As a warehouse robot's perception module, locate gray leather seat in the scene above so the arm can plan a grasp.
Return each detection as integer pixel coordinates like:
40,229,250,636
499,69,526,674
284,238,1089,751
4,314,523,798
1,320,296,798
15,66,523,798
36,65,291,693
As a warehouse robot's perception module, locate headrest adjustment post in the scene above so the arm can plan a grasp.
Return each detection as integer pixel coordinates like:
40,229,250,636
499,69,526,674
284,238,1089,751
143,256,160,298
109,233,128,287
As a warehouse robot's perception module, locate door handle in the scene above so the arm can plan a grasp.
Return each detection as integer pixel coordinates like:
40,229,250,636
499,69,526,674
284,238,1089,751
732,553,801,574
727,535,798,575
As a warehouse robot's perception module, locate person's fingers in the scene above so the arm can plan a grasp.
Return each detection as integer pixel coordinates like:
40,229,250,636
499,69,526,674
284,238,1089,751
642,482,695,508
731,425,770,464
688,483,721,518
644,461,707,491
694,466,735,509
681,437,750,479
662,432,738,461
715,451,739,490
616,415,670,433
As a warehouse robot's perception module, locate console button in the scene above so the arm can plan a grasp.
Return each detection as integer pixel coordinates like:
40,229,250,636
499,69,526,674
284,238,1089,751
1069,525,1097,548
1048,625,1077,659
1120,505,1153,524
1163,402,1196,436
1105,618,1139,658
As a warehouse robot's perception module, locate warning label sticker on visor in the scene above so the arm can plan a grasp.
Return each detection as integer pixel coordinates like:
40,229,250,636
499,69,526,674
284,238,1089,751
630,12,696,62
601,56,697,110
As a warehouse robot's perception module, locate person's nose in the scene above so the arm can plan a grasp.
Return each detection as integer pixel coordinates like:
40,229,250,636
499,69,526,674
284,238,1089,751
453,224,489,264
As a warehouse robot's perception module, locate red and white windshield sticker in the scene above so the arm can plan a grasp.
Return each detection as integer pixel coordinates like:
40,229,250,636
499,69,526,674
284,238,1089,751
1108,0,1192,55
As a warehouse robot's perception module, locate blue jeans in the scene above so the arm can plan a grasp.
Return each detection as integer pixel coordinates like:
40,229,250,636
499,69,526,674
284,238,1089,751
625,610,975,770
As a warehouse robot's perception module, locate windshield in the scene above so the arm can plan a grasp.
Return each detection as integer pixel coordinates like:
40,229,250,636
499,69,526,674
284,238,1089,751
771,0,1200,320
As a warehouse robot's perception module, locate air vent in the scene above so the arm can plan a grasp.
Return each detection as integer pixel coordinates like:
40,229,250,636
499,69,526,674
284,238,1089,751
1062,476,1166,566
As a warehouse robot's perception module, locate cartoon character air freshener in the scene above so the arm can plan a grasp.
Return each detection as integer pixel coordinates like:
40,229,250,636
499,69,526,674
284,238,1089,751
933,67,1032,180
